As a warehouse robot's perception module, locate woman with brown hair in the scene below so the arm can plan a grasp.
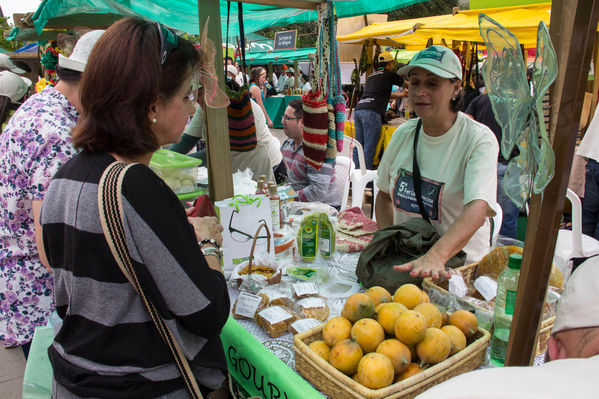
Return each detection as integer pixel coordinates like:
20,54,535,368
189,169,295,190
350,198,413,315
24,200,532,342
249,66,273,127
40,17,230,398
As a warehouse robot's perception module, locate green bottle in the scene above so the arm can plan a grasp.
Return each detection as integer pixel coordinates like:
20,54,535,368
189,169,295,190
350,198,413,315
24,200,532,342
297,215,319,261
318,213,335,258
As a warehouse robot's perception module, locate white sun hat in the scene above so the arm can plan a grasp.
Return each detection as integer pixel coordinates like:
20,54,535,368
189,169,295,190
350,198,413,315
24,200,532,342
0,71,32,103
0,54,26,74
58,30,105,72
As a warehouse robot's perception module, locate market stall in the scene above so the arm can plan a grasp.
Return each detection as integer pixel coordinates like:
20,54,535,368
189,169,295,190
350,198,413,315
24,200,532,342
16,2,599,399
344,117,407,166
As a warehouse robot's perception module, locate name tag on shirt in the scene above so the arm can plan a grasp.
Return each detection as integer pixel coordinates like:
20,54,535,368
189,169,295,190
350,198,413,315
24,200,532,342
392,168,444,222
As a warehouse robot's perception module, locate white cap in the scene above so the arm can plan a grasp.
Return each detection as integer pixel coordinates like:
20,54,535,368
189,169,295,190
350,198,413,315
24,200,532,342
58,30,105,72
0,71,32,103
0,54,26,74
226,64,239,76
287,67,294,74
398,45,462,80
552,255,599,335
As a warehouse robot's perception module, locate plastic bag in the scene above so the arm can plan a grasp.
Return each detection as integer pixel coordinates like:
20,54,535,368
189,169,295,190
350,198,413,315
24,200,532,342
232,168,257,196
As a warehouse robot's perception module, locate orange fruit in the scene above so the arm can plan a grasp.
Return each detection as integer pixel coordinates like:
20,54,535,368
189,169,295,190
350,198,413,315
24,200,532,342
308,340,331,362
393,284,423,309
376,339,411,374
351,318,385,353
329,339,363,375
394,310,428,345
441,325,467,355
448,310,478,337
322,316,352,346
421,290,430,303
356,353,395,389
416,328,452,365
376,302,407,335
395,362,424,382
342,293,376,323
366,286,392,306
414,303,443,328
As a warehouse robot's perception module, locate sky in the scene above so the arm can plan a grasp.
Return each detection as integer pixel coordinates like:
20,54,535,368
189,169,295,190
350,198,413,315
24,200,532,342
1,0,42,24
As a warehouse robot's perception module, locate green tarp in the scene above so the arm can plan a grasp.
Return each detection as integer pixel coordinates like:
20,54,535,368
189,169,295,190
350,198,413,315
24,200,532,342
31,0,427,36
245,47,315,65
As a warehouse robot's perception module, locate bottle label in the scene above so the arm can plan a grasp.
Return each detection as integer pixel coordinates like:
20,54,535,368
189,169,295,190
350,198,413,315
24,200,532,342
505,290,517,315
270,199,280,230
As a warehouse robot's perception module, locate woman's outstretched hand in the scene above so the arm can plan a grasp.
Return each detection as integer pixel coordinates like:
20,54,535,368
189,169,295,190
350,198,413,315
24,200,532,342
188,216,224,245
394,251,451,281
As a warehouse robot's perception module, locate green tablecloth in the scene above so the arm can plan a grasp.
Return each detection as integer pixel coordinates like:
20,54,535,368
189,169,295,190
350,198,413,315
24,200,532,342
264,95,301,128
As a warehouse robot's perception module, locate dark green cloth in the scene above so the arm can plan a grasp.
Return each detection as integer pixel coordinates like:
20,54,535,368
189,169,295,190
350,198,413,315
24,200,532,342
356,218,466,293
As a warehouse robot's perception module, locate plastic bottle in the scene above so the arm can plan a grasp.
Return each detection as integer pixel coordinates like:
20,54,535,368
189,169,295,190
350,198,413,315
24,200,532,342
318,213,335,258
490,253,522,367
404,103,411,119
256,179,265,195
257,175,268,196
297,214,319,262
268,182,281,230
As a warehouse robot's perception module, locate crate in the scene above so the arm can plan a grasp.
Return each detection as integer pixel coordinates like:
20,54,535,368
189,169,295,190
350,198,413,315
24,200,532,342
294,324,490,399
422,262,555,356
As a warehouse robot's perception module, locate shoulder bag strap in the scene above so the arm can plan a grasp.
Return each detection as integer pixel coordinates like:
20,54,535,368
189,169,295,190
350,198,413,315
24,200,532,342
98,161,204,399
412,119,430,223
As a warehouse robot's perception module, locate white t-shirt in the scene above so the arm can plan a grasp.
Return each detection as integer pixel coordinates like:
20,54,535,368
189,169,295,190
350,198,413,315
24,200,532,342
415,355,599,399
377,112,499,262
250,100,283,167
577,104,599,162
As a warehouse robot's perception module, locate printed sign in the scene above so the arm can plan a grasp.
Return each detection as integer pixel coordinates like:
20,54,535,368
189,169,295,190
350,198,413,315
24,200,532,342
274,30,297,51
392,168,444,222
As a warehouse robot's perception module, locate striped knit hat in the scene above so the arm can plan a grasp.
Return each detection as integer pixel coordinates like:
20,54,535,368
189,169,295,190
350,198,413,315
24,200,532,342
302,89,329,169
227,88,257,152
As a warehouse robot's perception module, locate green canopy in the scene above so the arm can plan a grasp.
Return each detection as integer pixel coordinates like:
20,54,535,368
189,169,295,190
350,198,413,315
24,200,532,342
31,0,427,36
243,47,315,65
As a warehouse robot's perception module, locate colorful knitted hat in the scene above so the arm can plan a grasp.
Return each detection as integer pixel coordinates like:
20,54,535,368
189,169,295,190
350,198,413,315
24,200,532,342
227,87,257,152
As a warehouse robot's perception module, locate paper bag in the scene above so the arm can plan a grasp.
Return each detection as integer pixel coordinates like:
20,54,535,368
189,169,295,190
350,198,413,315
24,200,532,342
215,194,275,276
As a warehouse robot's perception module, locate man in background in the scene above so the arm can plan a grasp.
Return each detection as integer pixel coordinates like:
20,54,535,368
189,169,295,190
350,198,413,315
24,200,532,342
280,99,340,208
353,52,403,169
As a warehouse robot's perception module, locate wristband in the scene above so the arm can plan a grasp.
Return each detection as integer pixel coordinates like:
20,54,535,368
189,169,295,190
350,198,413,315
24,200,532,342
201,247,222,261
199,238,221,249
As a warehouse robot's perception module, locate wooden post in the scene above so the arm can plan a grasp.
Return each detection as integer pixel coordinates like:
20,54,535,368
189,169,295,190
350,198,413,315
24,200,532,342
198,0,234,201
505,0,599,366
590,32,599,121
293,59,299,89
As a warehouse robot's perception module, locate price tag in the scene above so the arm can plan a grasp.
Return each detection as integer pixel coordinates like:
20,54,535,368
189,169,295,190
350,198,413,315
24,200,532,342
293,282,318,298
474,276,498,302
298,297,325,309
448,274,468,297
290,318,322,334
258,306,292,324
234,292,263,319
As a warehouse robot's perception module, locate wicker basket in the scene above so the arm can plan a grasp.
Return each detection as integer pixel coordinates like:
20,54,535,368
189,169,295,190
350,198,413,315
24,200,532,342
294,324,490,399
422,262,555,356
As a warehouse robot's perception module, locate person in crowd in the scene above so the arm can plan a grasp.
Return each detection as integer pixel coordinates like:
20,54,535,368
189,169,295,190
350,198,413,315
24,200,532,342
282,67,295,92
416,255,599,398
249,66,273,127
40,18,229,397
376,45,498,279
466,92,520,239
354,52,404,169
577,105,599,240
0,53,26,74
301,73,311,94
0,30,104,359
226,64,239,82
170,79,280,182
276,67,288,93
0,71,32,130
281,98,340,208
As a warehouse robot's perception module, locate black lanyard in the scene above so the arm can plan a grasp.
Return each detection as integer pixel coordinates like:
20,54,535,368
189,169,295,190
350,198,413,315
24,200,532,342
412,118,430,223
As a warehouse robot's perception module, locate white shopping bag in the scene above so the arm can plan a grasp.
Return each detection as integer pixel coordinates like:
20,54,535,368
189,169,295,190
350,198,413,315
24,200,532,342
215,194,275,276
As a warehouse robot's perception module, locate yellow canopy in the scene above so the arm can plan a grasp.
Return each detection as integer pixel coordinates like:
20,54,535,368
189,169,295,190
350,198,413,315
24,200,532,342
337,3,576,49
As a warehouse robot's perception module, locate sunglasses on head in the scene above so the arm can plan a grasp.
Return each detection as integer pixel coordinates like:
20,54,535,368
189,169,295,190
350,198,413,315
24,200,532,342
156,22,178,67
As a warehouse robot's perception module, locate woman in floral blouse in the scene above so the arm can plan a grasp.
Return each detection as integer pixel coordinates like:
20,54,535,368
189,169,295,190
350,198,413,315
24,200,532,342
0,30,103,358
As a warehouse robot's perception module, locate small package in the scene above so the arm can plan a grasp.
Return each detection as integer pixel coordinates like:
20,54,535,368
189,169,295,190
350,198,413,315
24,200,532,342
296,297,329,321
292,282,318,299
288,318,323,335
256,306,298,338
232,292,268,320
267,292,295,308
150,149,201,194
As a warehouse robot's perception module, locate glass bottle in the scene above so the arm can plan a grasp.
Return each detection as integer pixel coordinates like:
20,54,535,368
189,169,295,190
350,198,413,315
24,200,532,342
490,254,522,367
268,182,281,230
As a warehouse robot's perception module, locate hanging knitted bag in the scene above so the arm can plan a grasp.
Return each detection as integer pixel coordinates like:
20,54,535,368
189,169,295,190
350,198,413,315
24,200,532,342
328,3,345,153
302,89,329,169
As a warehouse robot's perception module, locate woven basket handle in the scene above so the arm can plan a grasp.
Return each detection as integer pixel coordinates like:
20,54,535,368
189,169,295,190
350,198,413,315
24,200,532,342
247,222,271,275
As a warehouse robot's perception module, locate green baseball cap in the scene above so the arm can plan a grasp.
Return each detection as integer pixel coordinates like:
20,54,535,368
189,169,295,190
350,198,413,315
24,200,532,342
398,45,462,80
